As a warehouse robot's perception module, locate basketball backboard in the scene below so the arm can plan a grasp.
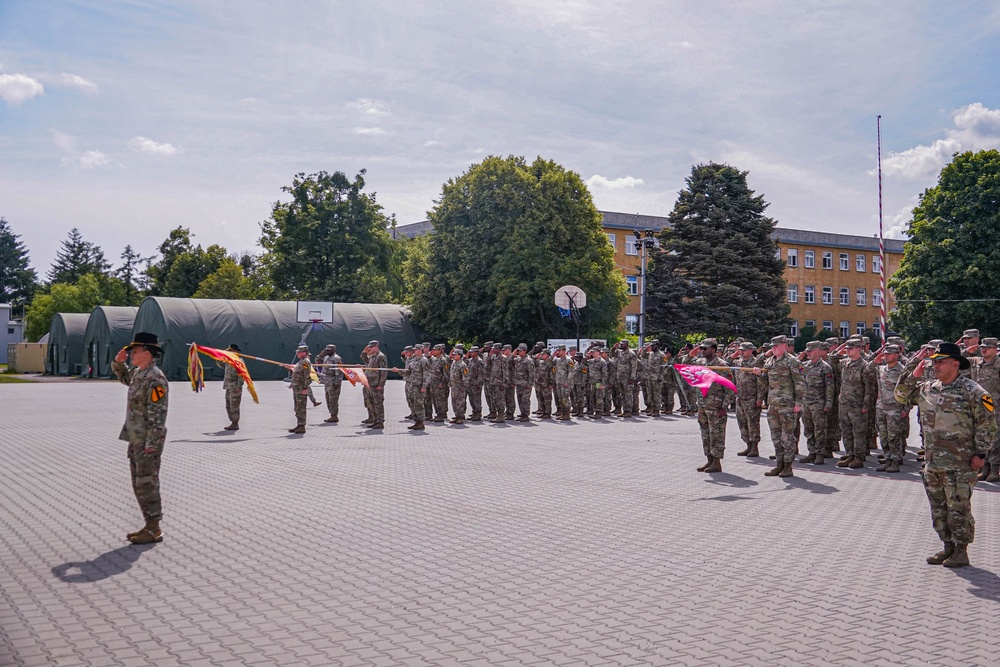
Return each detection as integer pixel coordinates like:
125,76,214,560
296,301,333,323
554,285,587,309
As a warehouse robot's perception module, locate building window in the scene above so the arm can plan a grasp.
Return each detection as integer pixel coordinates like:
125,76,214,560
873,321,882,335
822,320,833,332
857,322,866,335
840,321,850,338
626,275,639,296
873,255,882,274
804,285,815,304
804,250,815,268
840,253,849,270
805,320,816,329
625,314,638,334
856,288,866,306
839,287,850,306
606,233,616,249
856,254,866,272
822,252,832,269
775,248,781,260
873,288,883,307
625,236,639,256
822,286,833,304
787,249,798,267
790,321,798,337
787,284,798,303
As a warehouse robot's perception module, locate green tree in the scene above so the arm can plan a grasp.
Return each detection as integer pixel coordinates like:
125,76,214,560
408,155,628,342
23,274,104,341
646,163,789,342
114,245,151,305
193,258,258,299
259,170,395,302
0,217,38,308
146,227,194,295
161,244,228,298
47,228,110,284
889,149,1000,343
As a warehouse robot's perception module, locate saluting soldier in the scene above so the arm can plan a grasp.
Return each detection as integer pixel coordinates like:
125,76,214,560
587,346,609,418
836,339,877,469
315,343,343,424
756,335,805,477
692,338,733,473
465,346,486,421
799,341,835,465
219,343,244,431
512,343,534,421
403,345,430,430
286,344,313,434
553,345,573,420
732,342,765,458
428,344,449,422
871,344,908,472
970,337,1000,482
448,348,469,424
364,341,388,430
534,347,555,419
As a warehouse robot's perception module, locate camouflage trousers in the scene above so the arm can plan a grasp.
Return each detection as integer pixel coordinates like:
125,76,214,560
571,384,584,414
985,411,1000,465
363,387,372,420
643,379,661,413
516,386,532,418
369,386,385,424
405,384,425,422
867,405,878,449
632,384,641,413
423,389,433,420
660,378,677,412
615,381,633,414
697,407,728,458
603,386,613,414
876,407,908,463
484,381,494,414
432,384,449,419
491,383,507,418
839,405,869,458
924,468,977,545
128,442,162,521
505,386,516,417
293,392,307,426
767,405,800,463
684,383,700,413
555,384,572,415
587,384,605,416
451,387,467,420
534,384,552,416
225,388,242,424
735,398,761,446
324,384,341,419
467,383,483,417
826,400,841,452
801,403,828,454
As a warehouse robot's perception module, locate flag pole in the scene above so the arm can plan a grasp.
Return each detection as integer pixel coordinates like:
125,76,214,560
877,115,887,344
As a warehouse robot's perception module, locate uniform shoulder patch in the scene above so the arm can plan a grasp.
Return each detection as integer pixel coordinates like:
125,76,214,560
150,385,166,403
983,394,994,413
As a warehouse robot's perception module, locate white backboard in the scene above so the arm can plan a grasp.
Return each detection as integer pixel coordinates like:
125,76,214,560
296,300,333,323
554,285,587,309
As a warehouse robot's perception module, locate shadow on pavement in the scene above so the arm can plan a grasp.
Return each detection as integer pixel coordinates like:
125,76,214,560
952,566,1000,602
704,472,759,489
781,475,840,495
52,543,156,583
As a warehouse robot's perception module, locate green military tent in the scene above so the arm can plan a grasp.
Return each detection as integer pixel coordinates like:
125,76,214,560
82,306,139,378
46,312,90,375
131,297,423,381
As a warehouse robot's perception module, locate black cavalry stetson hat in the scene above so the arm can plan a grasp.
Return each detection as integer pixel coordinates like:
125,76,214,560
124,331,162,355
930,342,971,370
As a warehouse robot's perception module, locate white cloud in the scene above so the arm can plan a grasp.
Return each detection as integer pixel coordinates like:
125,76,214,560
0,73,44,105
127,136,178,155
349,98,390,117
78,151,110,169
423,140,443,147
354,127,388,136
882,103,1000,180
59,73,98,93
586,174,645,189
50,130,77,152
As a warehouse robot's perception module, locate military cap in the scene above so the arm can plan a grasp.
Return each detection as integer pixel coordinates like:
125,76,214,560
700,338,718,348
825,337,840,346
502,343,512,350
539,348,551,355
297,344,310,353
648,339,659,345
843,339,861,349
739,342,755,351
492,343,502,350
883,344,901,354
929,339,944,347
805,341,822,351
981,338,999,348
964,329,981,339
555,344,567,351
367,339,379,347
862,336,871,345
421,341,431,348
483,341,494,348
433,343,445,350
887,336,904,346
403,345,413,352
770,335,787,346
619,339,630,347
449,348,462,356
759,342,772,351
517,343,528,351
534,341,545,348
324,343,336,350
126,331,162,355
819,341,831,350
454,343,465,350
227,343,242,353
931,342,971,370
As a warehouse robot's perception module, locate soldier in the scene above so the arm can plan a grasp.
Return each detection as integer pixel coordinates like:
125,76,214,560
510,343,534,421
614,340,639,418
732,342,765,458
427,344,449,422
502,344,517,420
836,339,877,469
799,341,835,465
530,341,545,415
447,348,469,424
285,344,313,434
403,345,430,430
896,343,996,568
219,343,244,431
482,341,495,419
642,341,665,416
821,337,843,456
489,343,509,423
112,332,169,545
693,338,733,473
571,350,587,416
420,343,434,421
872,344,908,472
601,347,615,415
534,347,554,419
315,343,343,424
465,346,485,421
756,335,805,477
586,346,609,418
660,346,679,415
364,341,388,429
678,343,701,416
553,345,573,420
399,346,414,419
971,337,1000,482
360,344,373,424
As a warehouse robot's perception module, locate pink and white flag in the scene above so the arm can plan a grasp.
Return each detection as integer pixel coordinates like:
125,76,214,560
673,363,737,397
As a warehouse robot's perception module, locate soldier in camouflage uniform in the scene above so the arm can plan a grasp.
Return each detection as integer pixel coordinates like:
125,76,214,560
218,343,244,430
465,346,485,421
553,345,573,420
614,340,639,418
799,341,835,465
571,351,586,416
364,341,388,429
428,344,449,422
448,348,469,424
360,346,373,424
315,343,343,424
512,343,534,421
586,346,609,418
896,343,996,568
601,347,615,415
821,338,843,456
642,341,666,416
692,338,733,473
836,339,877,469
872,344,908,472
503,344,517,419
678,343,701,416
660,347,678,415
112,332,169,545
970,337,1000,481
482,341,495,418
533,348,554,419
732,342,765,458
960,328,980,378
403,345,430,430
286,344,313,434
489,343,509,423
756,335,805,477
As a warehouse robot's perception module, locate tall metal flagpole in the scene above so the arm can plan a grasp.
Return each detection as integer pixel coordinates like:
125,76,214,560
877,115,886,344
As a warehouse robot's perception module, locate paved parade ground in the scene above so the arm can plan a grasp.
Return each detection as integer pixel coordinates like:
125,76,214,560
5,378,1000,667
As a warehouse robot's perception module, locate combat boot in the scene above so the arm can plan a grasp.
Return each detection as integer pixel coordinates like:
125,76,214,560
800,453,816,464
875,460,890,472
813,453,825,465
324,416,338,423
622,411,632,418
987,470,1000,483
836,455,856,468
696,456,714,472
778,461,794,477
943,543,970,568
848,457,864,469
224,422,239,431
471,413,482,421
127,519,155,541
704,457,722,473
369,422,384,430
746,444,760,458
453,418,465,425
737,445,752,456
408,421,425,430
885,460,900,473
290,425,305,434
978,463,992,481
764,461,784,476
129,520,163,544
927,542,954,564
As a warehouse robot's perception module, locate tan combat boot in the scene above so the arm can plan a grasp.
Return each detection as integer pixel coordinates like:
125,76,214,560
408,421,425,430
764,461,783,476
290,425,305,434
704,457,722,473
129,520,163,544
696,456,714,472
836,455,855,468
813,453,825,465
927,542,954,564
943,543,970,568
800,453,816,464
746,444,760,458
778,461,794,477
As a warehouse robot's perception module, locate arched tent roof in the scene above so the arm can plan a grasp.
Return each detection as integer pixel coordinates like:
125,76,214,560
132,297,424,381
46,313,90,375
83,306,139,378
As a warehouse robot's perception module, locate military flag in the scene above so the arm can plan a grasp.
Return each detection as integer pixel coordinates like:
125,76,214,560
340,366,370,389
674,363,737,397
187,343,260,403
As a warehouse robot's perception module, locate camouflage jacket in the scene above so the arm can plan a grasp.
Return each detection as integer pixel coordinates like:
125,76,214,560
112,361,169,451
533,356,553,387
403,355,431,388
289,357,313,391
642,351,666,381
364,351,388,389
490,354,511,385
553,355,572,386
692,355,733,410
839,357,875,412
802,359,835,411
428,355,448,389
763,353,805,409
216,360,245,392
449,359,469,390
972,356,1000,414
875,362,906,412
896,361,997,472
512,356,534,387
315,351,343,387
571,358,586,387
731,356,765,403
615,349,639,383
465,357,485,387
587,357,608,385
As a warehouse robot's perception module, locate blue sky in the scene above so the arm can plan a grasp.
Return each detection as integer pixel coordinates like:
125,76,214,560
3,1,1000,274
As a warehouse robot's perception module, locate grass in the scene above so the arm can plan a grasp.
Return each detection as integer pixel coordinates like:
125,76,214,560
0,375,33,383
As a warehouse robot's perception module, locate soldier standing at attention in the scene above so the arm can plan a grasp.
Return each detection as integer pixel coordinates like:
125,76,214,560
364,341,388,430
219,343,244,431
799,341,835,465
465,346,485,421
503,344,517,420
587,346,608,418
553,345,573,420
836,339,877,469
570,350,586,417
403,345,430,430
112,332,169,545
533,347,554,419
489,343,509,423
315,343,343,424
512,343,534,421
360,345,373,424
399,346,414,419
756,335,805,477
970,337,1000,482
693,338,733,473
448,348,469,424
821,338,843,457
615,340,639,418
872,344,908,472
427,344,449,422
896,343,996,568
482,341,495,419
733,342,765,458
285,344,313,434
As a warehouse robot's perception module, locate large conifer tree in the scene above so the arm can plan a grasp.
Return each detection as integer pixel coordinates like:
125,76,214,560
0,217,38,307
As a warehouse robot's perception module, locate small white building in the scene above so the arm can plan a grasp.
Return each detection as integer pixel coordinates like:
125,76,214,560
1,303,25,364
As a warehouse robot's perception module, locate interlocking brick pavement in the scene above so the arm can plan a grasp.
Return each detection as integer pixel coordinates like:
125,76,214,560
3,379,1000,666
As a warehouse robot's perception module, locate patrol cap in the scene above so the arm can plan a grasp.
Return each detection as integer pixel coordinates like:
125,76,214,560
887,336,904,346
367,340,379,347
964,329,981,338
981,338,999,348
403,345,413,352
862,336,870,345
883,344,901,354
619,339,630,347
502,344,512,350
433,343,445,350
739,342,755,351
483,341,494,348
534,341,545,348
297,344,309,353
324,344,336,351
928,339,944,347
517,343,528,351
825,337,840,346
700,338,718,348
539,348,551,355
556,344,567,351
819,341,831,350
843,339,861,349
492,343,502,350
770,335,787,346
805,341,822,351
449,348,462,356
469,346,481,353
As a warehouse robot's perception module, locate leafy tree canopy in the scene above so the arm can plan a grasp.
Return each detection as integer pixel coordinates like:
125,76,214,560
0,217,38,307
47,228,110,284
24,274,106,341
